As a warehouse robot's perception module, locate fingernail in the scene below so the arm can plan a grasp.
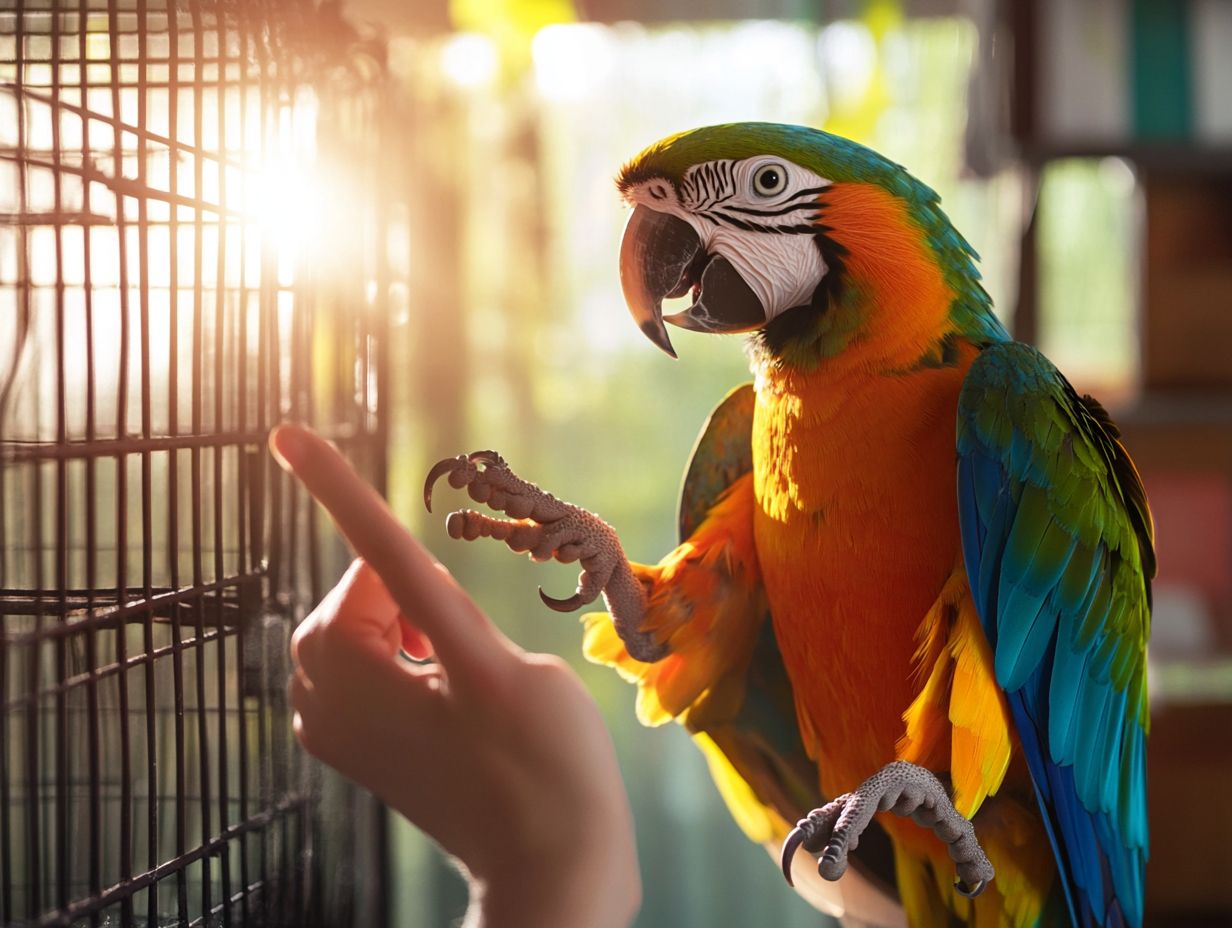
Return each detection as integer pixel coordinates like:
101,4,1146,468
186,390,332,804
270,425,305,471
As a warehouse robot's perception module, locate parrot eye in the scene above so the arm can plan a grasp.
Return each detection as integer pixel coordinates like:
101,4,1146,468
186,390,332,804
751,163,788,197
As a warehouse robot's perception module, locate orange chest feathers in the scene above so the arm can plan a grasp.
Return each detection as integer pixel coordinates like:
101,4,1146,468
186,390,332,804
750,353,974,792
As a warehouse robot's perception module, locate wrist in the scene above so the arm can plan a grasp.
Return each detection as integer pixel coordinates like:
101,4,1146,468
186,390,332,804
467,831,640,928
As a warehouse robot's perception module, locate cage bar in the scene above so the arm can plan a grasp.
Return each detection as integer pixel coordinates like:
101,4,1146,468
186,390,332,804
1,2,399,925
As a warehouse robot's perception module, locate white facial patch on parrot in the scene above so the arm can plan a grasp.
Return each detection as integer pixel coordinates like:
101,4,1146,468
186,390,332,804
626,157,833,322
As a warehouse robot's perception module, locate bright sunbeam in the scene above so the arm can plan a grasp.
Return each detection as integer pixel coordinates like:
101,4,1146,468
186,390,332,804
253,160,319,286
249,90,331,286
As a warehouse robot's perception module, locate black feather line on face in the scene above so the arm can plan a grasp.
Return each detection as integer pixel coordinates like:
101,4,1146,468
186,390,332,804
725,184,830,215
703,212,822,235
685,161,737,212
698,165,713,201
721,199,825,218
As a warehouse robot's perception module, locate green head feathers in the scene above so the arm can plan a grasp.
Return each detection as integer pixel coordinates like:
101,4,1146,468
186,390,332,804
618,122,920,196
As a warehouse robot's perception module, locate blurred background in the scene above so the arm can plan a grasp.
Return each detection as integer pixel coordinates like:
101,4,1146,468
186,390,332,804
2,0,1230,926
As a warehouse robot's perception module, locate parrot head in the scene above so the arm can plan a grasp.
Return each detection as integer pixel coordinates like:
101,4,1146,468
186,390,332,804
616,123,1000,362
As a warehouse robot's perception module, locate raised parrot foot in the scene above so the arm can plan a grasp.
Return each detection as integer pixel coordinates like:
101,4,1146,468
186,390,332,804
424,450,665,662
780,761,994,898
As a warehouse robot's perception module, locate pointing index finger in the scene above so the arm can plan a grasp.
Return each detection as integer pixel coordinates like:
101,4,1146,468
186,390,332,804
270,424,512,679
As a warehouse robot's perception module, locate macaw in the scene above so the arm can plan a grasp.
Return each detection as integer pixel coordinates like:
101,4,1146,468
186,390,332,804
424,124,1153,928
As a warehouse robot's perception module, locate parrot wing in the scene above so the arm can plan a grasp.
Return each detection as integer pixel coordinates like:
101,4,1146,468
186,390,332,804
677,381,759,540
956,342,1153,928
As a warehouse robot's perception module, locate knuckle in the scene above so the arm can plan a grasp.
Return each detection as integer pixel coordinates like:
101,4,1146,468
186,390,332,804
294,611,327,646
315,614,351,650
292,713,318,755
344,558,389,602
522,653,581,691
290,617,319,666
530,653,571,675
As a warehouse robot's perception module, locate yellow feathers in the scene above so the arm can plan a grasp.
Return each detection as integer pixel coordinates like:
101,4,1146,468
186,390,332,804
948,593,1014,818
892,565,1055,926
898,565,1013,820
894,802,1052,928
693,732,793,844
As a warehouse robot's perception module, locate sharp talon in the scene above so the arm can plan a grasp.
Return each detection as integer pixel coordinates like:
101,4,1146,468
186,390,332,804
955,879,986,899
538,586,588,612
468,449,505,467
424,457,462,513
779,825,807,886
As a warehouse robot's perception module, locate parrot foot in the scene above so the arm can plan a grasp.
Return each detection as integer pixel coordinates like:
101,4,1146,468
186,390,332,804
780,761,994,898
424,450,665,662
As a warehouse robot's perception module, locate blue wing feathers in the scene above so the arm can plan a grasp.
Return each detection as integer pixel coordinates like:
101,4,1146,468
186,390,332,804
1049,618,1087,764
1076,680,1113,805
957,342,1152,928
957,455,984,567
977,481,1013,623
1100,693,1129,810
1125,727,1147,847
995,583,1058,690
1077,575,1113,650
1008,669,1092,926
971,449,1004,526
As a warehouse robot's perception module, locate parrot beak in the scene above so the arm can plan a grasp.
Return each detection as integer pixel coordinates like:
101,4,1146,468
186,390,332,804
620,205,768,358
619,205,699,358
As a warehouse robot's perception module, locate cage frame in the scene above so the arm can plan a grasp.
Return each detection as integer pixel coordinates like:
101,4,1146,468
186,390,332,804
1,2,395,925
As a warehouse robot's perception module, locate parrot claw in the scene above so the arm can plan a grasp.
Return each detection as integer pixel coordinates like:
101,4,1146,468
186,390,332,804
955,878,986,899
779,798,847,888
423,450,507,513
424,451,660,660
538,586,591,612
780,761,994,897
779,822,812,886
422,457,457,513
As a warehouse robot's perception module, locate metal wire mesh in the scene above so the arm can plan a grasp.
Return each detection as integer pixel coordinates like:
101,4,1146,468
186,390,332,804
1,1,395,924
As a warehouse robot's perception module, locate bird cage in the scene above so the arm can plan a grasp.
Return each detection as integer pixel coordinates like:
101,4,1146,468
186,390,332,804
0,1,396,925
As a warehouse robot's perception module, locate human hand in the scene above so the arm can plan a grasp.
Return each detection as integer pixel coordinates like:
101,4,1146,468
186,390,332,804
270,425,641,928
